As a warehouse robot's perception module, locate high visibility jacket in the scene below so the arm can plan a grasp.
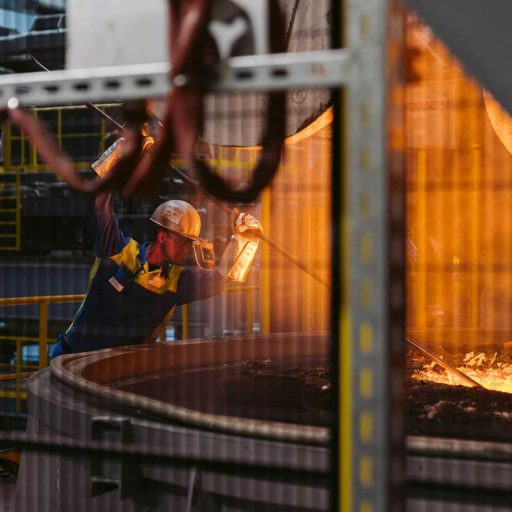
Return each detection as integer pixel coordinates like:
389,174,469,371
62,191,225,353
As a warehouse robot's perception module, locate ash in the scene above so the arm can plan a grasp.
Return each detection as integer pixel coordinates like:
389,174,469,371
221,359,332,425
406,348,512,441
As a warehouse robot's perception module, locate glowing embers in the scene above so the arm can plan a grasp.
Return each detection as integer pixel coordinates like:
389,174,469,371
411,349,512,393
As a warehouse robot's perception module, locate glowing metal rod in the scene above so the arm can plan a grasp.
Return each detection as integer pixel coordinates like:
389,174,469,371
406,337,485,389
168,164,330,288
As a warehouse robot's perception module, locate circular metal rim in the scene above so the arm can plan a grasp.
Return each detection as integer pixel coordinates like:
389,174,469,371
50,333,331,444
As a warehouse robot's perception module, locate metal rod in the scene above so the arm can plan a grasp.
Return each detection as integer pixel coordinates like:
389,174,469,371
406,337,485,389
0,371,34,382
31,56,124,132
168,165,330,288
284,0,301,50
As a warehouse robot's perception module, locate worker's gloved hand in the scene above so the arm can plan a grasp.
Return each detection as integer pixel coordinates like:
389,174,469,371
218,209,263,283
91,135,154,179
232,208,263,239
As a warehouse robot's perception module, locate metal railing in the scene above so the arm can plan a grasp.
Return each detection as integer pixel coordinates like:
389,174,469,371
0,286,258,410
0,104,121,173
0,168,21,252
0,104,120,252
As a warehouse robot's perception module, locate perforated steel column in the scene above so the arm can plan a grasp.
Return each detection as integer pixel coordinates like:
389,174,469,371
337,0,405,510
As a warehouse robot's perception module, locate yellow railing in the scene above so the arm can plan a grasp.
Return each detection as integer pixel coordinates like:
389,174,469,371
0,294,85,369
0,168,21,251
0,104,121,252
0,286,258,409
0,104,121,174
0,335,36,412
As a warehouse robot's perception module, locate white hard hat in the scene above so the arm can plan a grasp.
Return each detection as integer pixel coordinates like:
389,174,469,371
150,200,201,240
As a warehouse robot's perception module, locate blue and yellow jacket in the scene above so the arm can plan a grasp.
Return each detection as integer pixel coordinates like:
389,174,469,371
62,191,225,353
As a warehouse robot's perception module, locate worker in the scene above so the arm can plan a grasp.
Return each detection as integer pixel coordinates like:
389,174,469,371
50,142,262,359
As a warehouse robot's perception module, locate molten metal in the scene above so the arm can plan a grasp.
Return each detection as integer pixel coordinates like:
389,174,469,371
413,352,512,393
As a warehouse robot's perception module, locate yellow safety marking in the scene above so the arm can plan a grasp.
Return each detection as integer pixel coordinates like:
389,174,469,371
340,86,352,512
359,235,373,263
360,147,372,171
360,500,374,512
110,239,140,273
340,318,352,512
359,192,372,219
360,14,371,40
359,456,374,487
360,101,371,130
359,411,374,443
359,323,373,354
359,368,374,399
0,391,27,400
360,279,372,307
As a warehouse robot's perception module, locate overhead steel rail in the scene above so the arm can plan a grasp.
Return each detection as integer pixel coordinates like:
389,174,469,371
0,50,353,106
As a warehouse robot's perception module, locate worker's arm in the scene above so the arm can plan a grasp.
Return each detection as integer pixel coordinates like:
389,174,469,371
175,209,262,303
90,190,131,258
175,268,227,305
90,139,133,258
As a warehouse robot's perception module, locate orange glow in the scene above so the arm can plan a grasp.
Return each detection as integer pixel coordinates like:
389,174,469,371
413,353,512,393
285,108,333,146
406,16,512,354
195,107,332,333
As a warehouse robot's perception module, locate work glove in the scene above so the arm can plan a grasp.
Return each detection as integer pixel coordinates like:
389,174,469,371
232,208,263,239
218,209,263,282
91,135,154,179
